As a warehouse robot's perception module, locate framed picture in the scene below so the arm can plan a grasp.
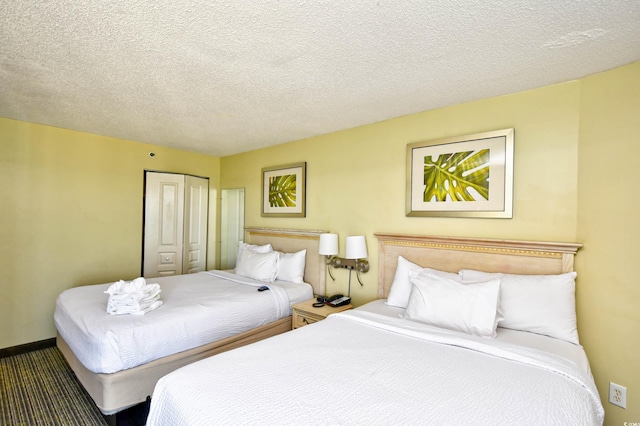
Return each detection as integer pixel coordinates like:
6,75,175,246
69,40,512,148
261,162,306,217
406,128,514,218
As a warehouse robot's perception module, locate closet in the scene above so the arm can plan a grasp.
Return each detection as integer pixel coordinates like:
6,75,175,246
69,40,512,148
143,172,209,277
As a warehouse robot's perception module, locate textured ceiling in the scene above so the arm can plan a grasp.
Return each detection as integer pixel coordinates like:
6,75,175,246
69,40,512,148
1,1,639,157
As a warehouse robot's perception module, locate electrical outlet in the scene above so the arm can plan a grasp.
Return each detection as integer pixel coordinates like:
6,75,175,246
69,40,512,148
609,382,627,409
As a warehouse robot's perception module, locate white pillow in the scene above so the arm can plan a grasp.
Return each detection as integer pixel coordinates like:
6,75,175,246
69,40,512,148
405,270,502,338
236,242,273,262
460,269,579,344
386,256,460,308
276,249,306,283
235,248,279,282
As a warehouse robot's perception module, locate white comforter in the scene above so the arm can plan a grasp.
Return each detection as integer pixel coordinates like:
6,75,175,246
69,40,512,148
148,310,604,426
55,271,310,374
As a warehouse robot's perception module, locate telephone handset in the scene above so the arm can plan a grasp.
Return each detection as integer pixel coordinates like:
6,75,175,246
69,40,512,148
315,294,351,307
326,294,351,307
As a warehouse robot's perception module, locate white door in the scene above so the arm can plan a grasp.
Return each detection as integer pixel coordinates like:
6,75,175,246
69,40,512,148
182,175,209,274
220,188,245,269
143,172,209,277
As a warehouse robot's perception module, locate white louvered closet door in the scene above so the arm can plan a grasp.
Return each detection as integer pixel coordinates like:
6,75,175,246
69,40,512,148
143,172,208,278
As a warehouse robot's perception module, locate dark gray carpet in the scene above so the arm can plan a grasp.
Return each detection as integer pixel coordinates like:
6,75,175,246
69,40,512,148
0,346,108,426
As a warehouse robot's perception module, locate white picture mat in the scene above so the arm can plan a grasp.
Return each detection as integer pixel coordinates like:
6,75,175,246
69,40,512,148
262,165,303,214
410,136,506,212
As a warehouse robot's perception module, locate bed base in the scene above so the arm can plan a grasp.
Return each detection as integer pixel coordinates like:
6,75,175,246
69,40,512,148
57,316,291,415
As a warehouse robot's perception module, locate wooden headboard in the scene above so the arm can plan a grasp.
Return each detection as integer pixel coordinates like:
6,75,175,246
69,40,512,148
246,227,327,296
374,233,582,299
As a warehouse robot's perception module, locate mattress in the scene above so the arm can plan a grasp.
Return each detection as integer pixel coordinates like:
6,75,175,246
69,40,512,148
54,270,312,374
147,302,604,425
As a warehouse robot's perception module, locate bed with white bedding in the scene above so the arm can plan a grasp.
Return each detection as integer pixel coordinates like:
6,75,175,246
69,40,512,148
55,270,310,374
146,233,604,425
55,227,326,415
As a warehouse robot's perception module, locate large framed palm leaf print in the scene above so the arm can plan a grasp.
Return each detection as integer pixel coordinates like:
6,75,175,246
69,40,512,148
261,162,306,217
406,129,514,218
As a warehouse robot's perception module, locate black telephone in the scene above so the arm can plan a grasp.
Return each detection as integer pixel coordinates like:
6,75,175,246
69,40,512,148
317,294,340,303
325,294,351,307
315,294,351,308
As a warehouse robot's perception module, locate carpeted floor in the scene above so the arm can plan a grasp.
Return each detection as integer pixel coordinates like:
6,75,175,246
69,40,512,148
0,346,109,426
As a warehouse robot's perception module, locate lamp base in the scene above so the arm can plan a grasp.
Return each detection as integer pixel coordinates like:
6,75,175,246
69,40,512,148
329,258,369,272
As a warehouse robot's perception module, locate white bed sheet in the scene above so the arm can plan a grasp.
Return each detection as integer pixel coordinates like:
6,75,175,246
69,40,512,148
148,306,603,426
54,270,312,374
360,299,591,373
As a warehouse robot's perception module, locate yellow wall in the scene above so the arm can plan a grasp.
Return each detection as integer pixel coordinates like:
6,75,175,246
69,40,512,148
0,119,220,348
577,62,640,425
222,79,581,301
222,62,639,424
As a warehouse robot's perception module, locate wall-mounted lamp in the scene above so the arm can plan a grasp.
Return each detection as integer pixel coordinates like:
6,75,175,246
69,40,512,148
318,233,339,281
318,233,369,296
345,236,369,295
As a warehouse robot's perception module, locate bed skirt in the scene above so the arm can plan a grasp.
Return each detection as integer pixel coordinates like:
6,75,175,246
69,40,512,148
56,316,292,414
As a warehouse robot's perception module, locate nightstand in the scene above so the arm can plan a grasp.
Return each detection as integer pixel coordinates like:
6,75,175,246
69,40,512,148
291,298,353,329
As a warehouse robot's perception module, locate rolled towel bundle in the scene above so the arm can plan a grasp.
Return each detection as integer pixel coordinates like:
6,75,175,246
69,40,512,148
105,277,149,295
105,277,163,315
107,299,163,315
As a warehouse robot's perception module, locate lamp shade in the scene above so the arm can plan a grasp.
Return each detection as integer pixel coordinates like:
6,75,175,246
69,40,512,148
318,233,339,256
345,235,367,259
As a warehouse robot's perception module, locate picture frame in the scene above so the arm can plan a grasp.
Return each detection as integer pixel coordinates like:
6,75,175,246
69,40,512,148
261,162,307,217
406,128,514,218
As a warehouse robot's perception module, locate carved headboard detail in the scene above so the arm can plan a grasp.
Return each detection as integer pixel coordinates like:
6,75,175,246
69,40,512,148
374,233,582,299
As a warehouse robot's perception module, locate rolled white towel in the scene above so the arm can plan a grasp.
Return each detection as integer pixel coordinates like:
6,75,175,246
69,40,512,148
105,277,150,295
106,290,161,314
106,284,161,306
108,300,163,316
105,277,162,315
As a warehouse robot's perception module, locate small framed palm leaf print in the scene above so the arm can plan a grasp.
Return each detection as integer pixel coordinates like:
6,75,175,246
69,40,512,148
261,162,306,217
406,129,514,218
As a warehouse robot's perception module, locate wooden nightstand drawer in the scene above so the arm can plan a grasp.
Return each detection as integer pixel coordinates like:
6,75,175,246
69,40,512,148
293,312,321,328
291,299,353,329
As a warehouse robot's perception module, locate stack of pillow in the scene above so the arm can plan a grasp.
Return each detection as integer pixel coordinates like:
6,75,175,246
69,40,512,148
234,242,306,284
386,256,580,344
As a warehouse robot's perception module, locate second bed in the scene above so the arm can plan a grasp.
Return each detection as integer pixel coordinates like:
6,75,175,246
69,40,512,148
55,227,326,415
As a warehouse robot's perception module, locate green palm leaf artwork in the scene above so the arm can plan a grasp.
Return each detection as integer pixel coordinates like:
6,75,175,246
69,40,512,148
269,174,297,207
423,149,490,202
